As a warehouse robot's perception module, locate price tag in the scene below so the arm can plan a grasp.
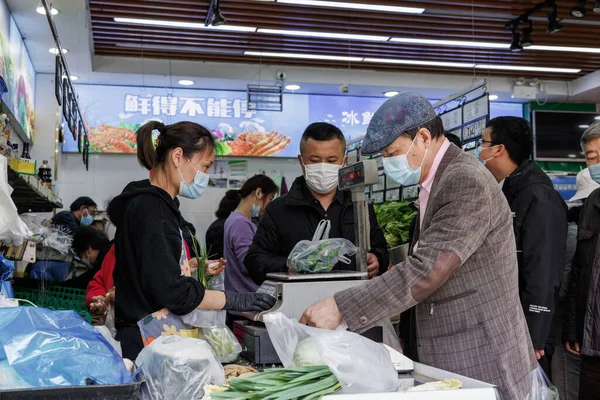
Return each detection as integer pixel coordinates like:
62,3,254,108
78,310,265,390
386,174,400,189
401,185,419,201
439,107,462,131
385,188,401,202
462,118,487,141
372,191,385,204
347,150,358,165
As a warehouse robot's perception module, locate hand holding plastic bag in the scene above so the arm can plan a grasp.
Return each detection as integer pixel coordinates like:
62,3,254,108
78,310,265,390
136,336,225,400
263,312,398,394
523,364,559,400
181,310,242,363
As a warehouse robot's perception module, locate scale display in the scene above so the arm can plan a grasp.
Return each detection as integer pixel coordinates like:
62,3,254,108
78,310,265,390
339,163,366,191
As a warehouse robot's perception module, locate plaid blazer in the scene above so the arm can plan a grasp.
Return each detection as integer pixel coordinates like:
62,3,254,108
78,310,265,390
335,144,536,400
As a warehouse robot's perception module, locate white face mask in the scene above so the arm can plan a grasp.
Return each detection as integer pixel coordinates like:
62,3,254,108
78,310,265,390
302,160,343,194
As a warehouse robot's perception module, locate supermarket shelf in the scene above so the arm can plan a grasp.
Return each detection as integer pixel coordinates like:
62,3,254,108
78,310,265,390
7,167,63,213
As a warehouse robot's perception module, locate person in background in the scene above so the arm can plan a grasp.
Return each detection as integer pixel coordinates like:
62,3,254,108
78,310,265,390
224,175,278,293
564,121,600,400
61,226,110,289
552,168,598,399
108,121,274,360
51,197,97,235
206,195,240,259
245,122,389,284
444,132,462,148
300,93,535,400
476,116,567,375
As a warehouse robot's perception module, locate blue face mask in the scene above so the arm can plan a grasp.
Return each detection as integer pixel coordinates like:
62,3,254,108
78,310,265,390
80,214,93,226
383,136,428,187
589,163,600,184
473,144,499,165
251,202,261,219
178,158,209,199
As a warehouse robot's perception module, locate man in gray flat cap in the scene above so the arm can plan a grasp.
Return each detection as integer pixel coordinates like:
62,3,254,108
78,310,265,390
301,93,536,400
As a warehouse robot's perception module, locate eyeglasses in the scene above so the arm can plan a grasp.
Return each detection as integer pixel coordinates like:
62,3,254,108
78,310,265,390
476,139,500,148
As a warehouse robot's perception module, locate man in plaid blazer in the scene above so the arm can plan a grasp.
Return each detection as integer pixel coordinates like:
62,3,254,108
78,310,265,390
301,93,536,400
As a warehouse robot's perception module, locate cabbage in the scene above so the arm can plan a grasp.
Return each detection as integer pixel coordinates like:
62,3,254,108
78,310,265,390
292,337,324,366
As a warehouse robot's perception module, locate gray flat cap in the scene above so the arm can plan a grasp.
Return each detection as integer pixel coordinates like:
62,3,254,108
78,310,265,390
361,92,438,155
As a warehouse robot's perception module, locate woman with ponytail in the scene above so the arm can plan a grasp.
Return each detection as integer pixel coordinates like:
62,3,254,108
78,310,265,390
108,121,275,360
223,175,278,293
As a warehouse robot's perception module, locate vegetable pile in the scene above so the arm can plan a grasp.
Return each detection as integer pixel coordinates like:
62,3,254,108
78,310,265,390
373,201,417,248
287,239,356,274
206,366,341,400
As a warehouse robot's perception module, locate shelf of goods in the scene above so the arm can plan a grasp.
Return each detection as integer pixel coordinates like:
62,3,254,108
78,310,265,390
7,165,62,214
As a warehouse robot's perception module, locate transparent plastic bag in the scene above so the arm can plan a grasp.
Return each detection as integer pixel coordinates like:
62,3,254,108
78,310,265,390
0,307,130,388
263,312,398,394
105,302,117,338
287,238,357,273
182,309,242,364
524,364,559,400
94,325,122,356
136,335,225,400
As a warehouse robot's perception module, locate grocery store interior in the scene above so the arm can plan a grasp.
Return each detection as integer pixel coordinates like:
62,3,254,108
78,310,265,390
0,0,599,399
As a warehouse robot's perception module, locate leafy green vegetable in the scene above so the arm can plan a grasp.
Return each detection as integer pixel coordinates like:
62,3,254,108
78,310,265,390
373,201,417,248
188,229,216,288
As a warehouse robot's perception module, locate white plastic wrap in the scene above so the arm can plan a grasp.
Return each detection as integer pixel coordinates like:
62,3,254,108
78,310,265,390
182,309,242,364
523,365,559,400
263,312,398,394
0,155,31,246
94,325,121,356
136,336,225,400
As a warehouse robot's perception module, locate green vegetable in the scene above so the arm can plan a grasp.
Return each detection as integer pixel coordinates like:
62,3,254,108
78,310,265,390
188,229,217,288
288,239,354,273
292,338,323,367
209,366,341,400
201,327,239,361
373,201,417,248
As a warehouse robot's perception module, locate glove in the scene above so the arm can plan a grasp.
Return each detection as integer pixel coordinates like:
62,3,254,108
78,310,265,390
223,292,276,312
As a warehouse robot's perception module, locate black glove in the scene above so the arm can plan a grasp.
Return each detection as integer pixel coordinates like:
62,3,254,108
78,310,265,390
223,292,276,312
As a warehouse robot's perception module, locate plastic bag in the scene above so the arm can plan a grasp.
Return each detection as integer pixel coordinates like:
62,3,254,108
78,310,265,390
105,302,117,338
263,312,398,394
136,335,225,400
0,155,31,245
287,238,357,273
0,307,130,388
95,325,122,356
523,364,559,400
182,309,242,364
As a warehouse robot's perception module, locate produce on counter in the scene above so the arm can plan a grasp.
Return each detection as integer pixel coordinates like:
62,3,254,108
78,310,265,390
223,364,259,380
407,379,463,392
287,238,356,273
200,326,242,363
373,201,418,248
292,337,323,367
206,366,341,400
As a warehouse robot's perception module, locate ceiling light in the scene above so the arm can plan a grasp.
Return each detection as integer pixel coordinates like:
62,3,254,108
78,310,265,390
49,47,68,54
113,17,256,32
580,125,590,128
594,0,600,13
244,51,363,62
210,0,227,26
547,6,563,34
390,37,509,49
257,28,389,41
384,91,400,97
274,0,425,14
510,31,523,52
528,45,600,54
364,58,475,68
285,84,300,91
521,21,534,48
36,1,59,15
70,75,79,81
570,0,587,18
488,94,499,100
475,64,580,74
178,79,194,86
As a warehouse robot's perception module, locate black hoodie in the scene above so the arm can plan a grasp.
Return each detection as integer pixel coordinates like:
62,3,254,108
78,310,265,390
502,160,567,350
108,179,204,358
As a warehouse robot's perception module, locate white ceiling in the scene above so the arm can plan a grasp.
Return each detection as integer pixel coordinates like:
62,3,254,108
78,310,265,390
5,0,598,103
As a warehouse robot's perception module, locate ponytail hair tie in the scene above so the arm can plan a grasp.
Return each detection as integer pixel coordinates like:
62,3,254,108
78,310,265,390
158,123,167,135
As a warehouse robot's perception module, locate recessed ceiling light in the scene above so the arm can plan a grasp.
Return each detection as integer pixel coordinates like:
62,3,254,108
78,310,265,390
285,84,301,91
475,64,580,74
568,154,578,158
70,75,79,81
244,51,363,62
49,47,68,54
274,0,425,14
36,2,59,15
390,37,509,49
384,91,399,97
364,58,475,68
113,17,257,32
488,94,499,100
580,125,590,129
257,28,389,42
178,79,194,86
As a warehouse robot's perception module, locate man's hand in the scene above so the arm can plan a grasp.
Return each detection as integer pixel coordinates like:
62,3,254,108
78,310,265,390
367,253,379,279
105,287,115,303
206,258,226,276
535,349,545,360
565,342,581,356
299,296,343,330
89,295,107,315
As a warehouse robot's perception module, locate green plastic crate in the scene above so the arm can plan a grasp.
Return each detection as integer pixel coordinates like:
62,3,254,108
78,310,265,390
12,286,92,324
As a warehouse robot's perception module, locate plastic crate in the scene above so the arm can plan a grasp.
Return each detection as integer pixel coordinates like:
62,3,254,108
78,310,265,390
12,286,92,324
0,382,142,400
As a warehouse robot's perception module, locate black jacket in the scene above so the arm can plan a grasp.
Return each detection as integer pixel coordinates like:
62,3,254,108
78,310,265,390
564,189,600,357
502,161,567,349
108,180,205,358
245,176,389,285
205,218,226,260
51,211,80,235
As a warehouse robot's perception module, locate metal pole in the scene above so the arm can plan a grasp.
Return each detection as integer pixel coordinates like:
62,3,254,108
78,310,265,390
351,189,370,274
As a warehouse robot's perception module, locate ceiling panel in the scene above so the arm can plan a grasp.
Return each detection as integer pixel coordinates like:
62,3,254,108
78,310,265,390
88,0,600,80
